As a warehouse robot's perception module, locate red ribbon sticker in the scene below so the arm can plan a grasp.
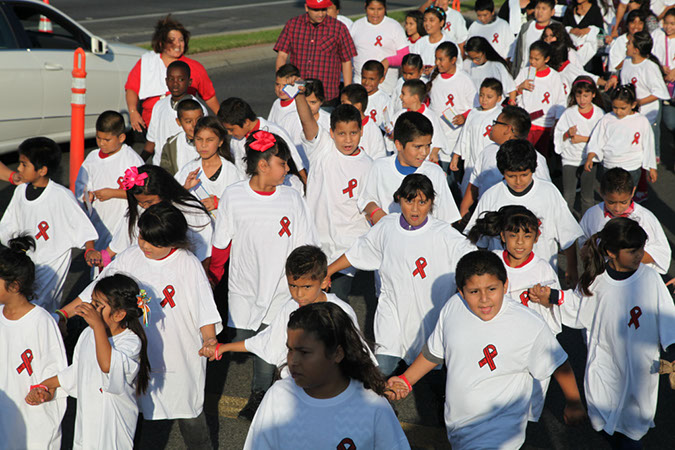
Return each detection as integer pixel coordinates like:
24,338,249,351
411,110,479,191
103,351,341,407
483,124,492,137
631,77,637,85
338,438,356,450
541,92,551,104
628,306,641,329
412,257,427,279
16,349,33,376
369,109,377,122
519,290,530,307
446,94,454,106
478,344,498,371
35,221,49,241
117,176,124,189
445,22,452,32
342,179,357,198
374,35,383,47
632,132,640,145
160,285,176,308
279,216,291,237
492,33,499,43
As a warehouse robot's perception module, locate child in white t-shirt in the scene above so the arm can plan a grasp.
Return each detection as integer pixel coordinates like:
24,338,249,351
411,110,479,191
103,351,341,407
387,250,585,449
329,174,475,376
244,302,411,450
27,274,150,449
579,168,670,274
159,99,204,176
464,36,517,104
468,0,516,60
340,84,387,160
553,75,605,217
361,60,391,130
0,235,67,450
267,63,300,125
387,53,425,120
411,6,464,75
607,10,646,72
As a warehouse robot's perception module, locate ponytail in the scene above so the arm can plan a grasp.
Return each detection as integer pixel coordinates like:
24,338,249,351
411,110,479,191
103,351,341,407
578,233,606,296
0,234,36,300
468,205,540,244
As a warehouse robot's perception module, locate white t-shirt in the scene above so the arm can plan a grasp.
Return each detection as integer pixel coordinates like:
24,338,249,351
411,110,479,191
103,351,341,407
75,145,144,250
567,26,601,67
467,17,515,60
244,378,410,450
410,34,464,70
302,125,372,267
360,116,388,160
426,294,567,449
579,202,671,274
58,327,140,450
620,58,670,123
245,294,359,367
366,89,391,130
268,98,297,126
443,7,469,44
561,265,675,440
358,155,461,224
469,142,551,196
147,94,207,165
553,105,605,166
386,105,449,156
586,112,657,171
78,246,222,420
213,181,319,330
520,22,546,72
651,28,675,69
557,60,599,97
466,60,517,96
608,34,629,71
465,180,583,268
175,156,243,203
454,105,503,190
346,214,475,362
515,67,566,127
428,71,477,158
0,305,67,450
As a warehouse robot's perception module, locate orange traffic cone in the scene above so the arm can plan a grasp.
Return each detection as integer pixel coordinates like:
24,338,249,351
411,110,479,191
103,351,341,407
39,0,53,33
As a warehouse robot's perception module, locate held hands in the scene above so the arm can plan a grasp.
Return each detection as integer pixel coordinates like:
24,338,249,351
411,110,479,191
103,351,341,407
130,111,146,132
75,302,105,330
25,386,53,405
386,376,411,401
199,337,219,361
201,196,218,211
85,250,102,268
528,284,552,307
604,77,618,92
93,188,116,202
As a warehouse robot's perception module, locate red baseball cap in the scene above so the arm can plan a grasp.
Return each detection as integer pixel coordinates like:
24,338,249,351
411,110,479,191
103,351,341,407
306,0,333,9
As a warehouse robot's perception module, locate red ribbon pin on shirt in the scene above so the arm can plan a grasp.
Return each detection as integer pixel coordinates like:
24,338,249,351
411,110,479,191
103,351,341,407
632,132,640,145
279,216,291,237
117,176,124,189
369,109,377,122
35,221,49,241
16,349,34,376
338,438,356,450
374,35,383,47
478,344,498,371
519,290,530,307
483,124,492,137
446,94,454,106
342,179,357,198
541,92,551,104
160,285,176,308
628,306,642,329
631,77,637,85
412,257,427,279
445,22,452,32
492,33,499,43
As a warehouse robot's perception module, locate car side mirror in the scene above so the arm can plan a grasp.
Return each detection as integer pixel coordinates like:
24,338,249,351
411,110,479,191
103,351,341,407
91,36,108,55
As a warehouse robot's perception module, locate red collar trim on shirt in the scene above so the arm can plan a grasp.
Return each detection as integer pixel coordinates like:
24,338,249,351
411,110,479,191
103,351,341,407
254,189,275,196
558,60,571,72
408,36,420,44
407,104,426,114
603,201,635,218
440,72,454,79
245,119,261,138
535,67,551,77
502,250,535,268
98,150,115,159
362,116,370,126
280,98,294,107
157,248,178,261
579,107,594,120
534,22,548,30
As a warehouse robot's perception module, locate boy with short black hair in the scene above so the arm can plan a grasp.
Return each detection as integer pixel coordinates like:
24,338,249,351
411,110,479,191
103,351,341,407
75,111,143,261
160,99,204,175
465,139,582,279
145,60,207,164
341,84,387,159
217,97,307,183
359,111,460,225
268,63,301,125
468,0,515,60
512,0,557,74
0,137,98,312
388,249,585,449
579,168,671,274
361,60,391,130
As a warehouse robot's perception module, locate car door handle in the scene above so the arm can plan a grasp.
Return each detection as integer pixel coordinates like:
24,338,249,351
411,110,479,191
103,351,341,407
44,63,64,71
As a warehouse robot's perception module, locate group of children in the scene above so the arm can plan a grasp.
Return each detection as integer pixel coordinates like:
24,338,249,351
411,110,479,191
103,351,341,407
2,0,675,448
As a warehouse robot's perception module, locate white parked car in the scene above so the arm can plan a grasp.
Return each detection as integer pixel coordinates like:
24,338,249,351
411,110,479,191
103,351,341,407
0,0,146,154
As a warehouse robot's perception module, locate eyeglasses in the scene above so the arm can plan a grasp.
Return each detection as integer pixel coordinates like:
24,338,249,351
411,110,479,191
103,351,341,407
492,120,509,127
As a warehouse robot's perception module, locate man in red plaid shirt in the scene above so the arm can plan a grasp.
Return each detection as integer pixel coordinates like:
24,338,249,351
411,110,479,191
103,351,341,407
274,0,357,102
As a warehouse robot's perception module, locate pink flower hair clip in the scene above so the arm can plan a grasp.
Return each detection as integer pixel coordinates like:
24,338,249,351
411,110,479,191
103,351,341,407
121,167,148,190
249,130,276,152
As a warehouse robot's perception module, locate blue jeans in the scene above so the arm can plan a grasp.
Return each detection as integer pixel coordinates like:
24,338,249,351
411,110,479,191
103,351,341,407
231,325,276,392
330,272,354,303
376,354,401,377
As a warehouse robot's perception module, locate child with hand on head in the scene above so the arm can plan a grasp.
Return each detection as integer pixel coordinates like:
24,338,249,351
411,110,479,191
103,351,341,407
388,53,424,119
218,97,307,184
341,84,387,160
176,116,242,213
465,36,517,105
553,75,605,216
359,112,461,225
0,235,67,450
210,131,318,420
361,60,391,130
61,202,222,449
26,274,150,449
534,218,675,448
467,0,515,61
579,168,671,274
159,99,204,175
0,138,98,312
244,302,410,450
329,174,475,376
451,77,504,193
465,139,582,282
145,60,207,165
75,111,144,261
268,64,301,125
585,84,657,187
387,250,585,449
515,40,566,158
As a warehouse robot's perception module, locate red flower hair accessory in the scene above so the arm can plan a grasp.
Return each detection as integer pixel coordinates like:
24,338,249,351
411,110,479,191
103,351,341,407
249,130,276,152
121,167,148,190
